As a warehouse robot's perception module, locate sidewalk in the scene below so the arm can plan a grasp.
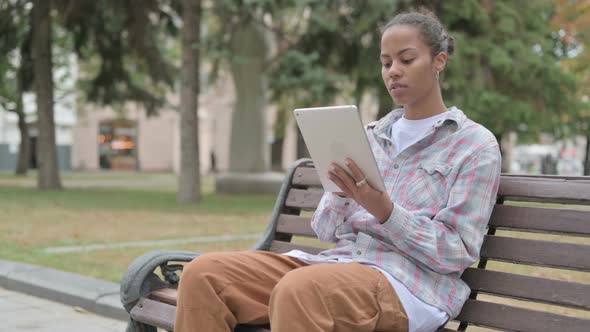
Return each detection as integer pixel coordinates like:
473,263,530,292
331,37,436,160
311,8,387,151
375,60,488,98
0,259,129,331
0,287,126,331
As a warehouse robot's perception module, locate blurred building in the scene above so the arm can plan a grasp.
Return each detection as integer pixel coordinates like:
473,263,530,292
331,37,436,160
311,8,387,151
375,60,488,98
71,73,299,174
0,59,77,172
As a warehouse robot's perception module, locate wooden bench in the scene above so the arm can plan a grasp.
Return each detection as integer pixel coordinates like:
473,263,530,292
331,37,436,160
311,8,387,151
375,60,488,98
120,158,590,332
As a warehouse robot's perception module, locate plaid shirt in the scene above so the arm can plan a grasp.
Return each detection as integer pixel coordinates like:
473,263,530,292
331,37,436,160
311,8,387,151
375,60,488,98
310,107,501,318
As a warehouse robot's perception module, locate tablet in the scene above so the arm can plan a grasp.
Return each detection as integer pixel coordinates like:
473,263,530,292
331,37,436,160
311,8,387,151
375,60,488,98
293,105,386,193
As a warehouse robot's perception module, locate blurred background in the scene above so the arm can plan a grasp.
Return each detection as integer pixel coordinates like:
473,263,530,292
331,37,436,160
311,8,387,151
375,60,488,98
1,0,589,190
0,0,589,284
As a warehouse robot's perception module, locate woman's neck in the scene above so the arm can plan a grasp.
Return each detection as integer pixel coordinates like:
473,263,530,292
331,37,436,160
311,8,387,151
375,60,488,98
403,88,447,120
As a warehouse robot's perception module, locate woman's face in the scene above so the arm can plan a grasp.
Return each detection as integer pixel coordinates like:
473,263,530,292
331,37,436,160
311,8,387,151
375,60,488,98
380,25,445,108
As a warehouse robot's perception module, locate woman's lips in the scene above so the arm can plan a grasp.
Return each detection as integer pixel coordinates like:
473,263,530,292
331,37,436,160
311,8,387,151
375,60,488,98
390,83,408,97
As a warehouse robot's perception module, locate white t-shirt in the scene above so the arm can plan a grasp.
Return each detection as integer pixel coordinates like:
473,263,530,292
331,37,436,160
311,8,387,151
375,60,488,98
391,111,450,157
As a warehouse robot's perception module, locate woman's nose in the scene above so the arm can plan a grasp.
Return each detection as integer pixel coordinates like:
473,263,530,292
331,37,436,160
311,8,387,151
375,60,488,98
388,64,402,79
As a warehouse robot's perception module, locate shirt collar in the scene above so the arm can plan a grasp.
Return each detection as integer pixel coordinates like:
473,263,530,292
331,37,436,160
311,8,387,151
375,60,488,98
368,106,466,137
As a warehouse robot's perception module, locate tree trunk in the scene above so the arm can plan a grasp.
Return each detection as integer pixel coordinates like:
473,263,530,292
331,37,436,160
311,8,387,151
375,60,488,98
271,105,287,171
15,91,29,175
584,134,590,176
496,131,515,173
32,0,61,190
177,0,201,203
228,19,269,173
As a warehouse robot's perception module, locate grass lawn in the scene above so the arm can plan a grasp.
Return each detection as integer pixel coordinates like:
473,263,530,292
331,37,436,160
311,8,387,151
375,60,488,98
0,172,276,282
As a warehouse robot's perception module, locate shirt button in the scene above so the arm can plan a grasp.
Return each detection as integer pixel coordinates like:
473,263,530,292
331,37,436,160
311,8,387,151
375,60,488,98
356,250,362,255
393,164,399,169
344,202,350,206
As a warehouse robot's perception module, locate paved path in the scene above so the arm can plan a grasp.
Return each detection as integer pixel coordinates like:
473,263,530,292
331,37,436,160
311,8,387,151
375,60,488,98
0,287,126,332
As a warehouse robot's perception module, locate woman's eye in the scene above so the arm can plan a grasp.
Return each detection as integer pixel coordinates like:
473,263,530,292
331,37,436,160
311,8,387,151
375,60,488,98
382,62,392,68
401,58,415,64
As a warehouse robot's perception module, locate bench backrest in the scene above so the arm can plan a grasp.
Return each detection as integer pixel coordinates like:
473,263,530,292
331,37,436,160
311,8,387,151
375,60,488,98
258,159,590,332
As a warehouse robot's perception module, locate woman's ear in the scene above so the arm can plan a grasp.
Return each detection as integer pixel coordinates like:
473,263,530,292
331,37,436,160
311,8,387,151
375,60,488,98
433,52,447,73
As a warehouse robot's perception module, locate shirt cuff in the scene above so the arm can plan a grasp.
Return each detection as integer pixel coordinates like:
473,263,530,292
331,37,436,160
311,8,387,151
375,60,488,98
329,193,353,214
381,201,412,239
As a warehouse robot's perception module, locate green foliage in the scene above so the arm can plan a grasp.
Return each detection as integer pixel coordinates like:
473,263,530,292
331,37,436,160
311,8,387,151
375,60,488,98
55,0,180,115
0,1,31,108
270,51,344,106
267,1,398,135
439,0,580,140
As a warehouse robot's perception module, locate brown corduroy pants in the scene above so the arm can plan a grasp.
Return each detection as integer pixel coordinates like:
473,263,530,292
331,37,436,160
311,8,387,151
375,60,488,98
174,250,408,332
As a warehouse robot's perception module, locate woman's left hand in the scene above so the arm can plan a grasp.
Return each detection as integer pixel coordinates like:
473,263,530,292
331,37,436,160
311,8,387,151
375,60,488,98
327,158,393,224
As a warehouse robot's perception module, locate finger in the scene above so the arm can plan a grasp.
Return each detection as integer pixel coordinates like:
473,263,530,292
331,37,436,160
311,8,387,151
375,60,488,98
328,170,354,196
345,158,366,183
330,163,356,192
328,172,352,196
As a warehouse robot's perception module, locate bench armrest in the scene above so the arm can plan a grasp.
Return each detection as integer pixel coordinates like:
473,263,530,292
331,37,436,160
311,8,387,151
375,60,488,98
120,249,202,313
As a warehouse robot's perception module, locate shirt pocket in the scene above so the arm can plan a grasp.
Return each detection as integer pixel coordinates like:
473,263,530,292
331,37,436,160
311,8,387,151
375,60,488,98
403,162,453,210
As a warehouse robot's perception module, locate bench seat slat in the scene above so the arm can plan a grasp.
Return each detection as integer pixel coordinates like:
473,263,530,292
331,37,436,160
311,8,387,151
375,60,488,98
489,204,590,236
270,240,324,255
139,292,272,332
285,188,323,210
462,268,590,309
291,166,321,187
290,169,590,203
150,287,178,306
457,299,590,332
499,176,590,204
481,236,590,271
131,298,176,331
276,214,315,237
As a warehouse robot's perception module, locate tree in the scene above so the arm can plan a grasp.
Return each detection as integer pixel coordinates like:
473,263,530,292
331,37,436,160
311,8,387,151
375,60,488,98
393,0,580,172
551,0,590,174
32,0,62,189
177,0,202,203
268,1,398,160
435,1,577,139
56,0,178,114
203,0,336,173
227,16,270,172
0,0,33,175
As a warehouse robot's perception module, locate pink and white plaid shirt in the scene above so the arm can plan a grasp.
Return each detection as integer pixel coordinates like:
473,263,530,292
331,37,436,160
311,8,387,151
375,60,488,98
310,107,501,318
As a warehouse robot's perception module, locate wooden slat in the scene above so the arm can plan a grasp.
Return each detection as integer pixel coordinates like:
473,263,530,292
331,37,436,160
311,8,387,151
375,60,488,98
285,188,323,210
270,240,324,255
456,299,590,332
498,176,590,204
291,166,321,187
502,173,590,181
133,296,272,332
150,287,177,306
481,236,590,271
489,205,590,236
130,298,175,331
276,214,315,237
462,268,590,309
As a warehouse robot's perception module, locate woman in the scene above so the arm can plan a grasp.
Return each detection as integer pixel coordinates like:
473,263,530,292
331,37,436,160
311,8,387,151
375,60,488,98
175,8,501,332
